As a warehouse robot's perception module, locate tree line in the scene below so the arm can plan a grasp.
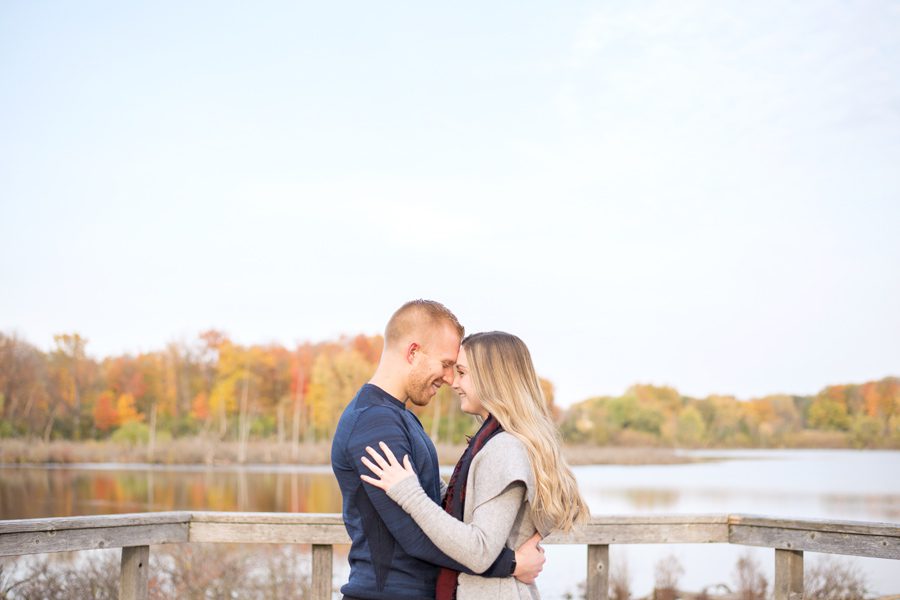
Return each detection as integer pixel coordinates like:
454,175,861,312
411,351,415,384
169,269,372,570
0,331,554,450
560,378,900,448
0,331,897,449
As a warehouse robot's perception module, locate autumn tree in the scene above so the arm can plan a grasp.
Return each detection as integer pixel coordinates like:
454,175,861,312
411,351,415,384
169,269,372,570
307,347,375,440
0,334,49,437
93,391,119,432
47,334,92,440
808,395,851,431
290,342,315,457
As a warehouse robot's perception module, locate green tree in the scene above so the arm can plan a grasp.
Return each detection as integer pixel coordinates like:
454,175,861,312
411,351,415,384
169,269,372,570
676,405,706,446
849,415,881,448
808,396,851,431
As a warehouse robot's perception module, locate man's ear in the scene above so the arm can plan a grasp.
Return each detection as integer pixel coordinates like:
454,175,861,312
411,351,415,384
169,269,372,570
406,343,420,365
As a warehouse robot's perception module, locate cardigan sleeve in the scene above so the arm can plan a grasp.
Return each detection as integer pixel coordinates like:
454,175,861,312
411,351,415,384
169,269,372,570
387,475,526,574
350,407,514,577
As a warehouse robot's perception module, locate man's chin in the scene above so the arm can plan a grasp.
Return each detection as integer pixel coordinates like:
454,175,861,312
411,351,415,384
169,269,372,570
409,395,431,407
409,386,438,407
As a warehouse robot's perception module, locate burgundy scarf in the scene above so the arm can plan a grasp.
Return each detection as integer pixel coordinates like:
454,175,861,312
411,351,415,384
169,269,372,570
435,415,503,600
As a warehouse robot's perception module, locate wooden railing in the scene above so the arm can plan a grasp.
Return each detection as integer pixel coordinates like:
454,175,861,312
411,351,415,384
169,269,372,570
1,512,898,600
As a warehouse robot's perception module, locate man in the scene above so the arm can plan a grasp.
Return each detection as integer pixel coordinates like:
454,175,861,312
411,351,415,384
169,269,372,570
331,299,546,600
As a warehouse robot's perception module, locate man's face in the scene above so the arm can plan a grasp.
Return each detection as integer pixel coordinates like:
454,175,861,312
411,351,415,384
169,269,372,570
407,325,461,407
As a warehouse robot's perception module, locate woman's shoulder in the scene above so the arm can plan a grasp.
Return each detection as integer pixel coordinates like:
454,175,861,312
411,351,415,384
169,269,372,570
473,432,530,474
481,431,528,459
471,431,534,501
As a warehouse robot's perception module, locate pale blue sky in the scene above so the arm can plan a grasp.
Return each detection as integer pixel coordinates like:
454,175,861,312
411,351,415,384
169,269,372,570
2,1,899,407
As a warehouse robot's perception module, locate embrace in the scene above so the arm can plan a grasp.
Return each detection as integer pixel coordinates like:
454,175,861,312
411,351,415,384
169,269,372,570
331,300,588,600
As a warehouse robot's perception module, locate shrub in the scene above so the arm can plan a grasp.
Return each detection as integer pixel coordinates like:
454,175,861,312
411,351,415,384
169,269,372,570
653,554,684,600
849,415,882,449
0,545,313,600
805,556,869,600
732,550,767,600
111,422,150,445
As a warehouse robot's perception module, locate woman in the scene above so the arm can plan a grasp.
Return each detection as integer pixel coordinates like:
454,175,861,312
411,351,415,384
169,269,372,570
361,331,589,599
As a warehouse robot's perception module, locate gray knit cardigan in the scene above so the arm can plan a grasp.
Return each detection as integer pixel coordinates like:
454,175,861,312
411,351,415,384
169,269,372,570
387,431,547,600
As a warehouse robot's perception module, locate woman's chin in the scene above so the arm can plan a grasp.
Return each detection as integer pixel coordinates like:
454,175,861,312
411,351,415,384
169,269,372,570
459,403,481,417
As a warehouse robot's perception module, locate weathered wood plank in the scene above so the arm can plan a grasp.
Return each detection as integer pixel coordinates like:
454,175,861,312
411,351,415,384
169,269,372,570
545,522,729,545
189,521,350,545
774,549,802,600
0,511,897,566
730,524,900,560
0,523,188,557
311,544,333,600
119,545,149,600
586,544,609,600
585,514,729,526
730,514,900,537
0,511,192,535
189,511,344,525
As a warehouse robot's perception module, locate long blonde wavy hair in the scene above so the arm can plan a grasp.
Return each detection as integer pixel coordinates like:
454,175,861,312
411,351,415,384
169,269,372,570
462,331,589,533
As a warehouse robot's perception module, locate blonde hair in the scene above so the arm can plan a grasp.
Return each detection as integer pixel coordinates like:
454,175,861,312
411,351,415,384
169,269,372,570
385,299,464,348
462,331,589,533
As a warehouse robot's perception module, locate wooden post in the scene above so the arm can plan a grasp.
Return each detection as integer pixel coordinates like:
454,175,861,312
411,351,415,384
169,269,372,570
119,545,149,600
586,544,609,600
311,544,333,600
774,548,803,600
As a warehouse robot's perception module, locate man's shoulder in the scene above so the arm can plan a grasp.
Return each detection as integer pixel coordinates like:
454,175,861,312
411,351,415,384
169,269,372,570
338,398,407,438
340,385,399,417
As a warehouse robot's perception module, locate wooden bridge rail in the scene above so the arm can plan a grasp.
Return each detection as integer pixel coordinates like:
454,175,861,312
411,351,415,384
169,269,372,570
1,512,897,600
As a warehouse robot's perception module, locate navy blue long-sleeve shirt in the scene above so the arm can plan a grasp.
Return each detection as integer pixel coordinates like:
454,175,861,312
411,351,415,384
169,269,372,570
331,383,514,600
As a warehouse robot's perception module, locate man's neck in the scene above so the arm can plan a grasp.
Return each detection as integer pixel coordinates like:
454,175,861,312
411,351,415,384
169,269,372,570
368,367,408,406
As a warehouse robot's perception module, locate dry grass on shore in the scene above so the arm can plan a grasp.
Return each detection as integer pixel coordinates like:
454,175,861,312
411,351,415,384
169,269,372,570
0,438,333,466
0,438,706,466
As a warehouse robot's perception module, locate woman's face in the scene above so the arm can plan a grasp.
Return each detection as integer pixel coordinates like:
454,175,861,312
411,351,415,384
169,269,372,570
452,346,488,418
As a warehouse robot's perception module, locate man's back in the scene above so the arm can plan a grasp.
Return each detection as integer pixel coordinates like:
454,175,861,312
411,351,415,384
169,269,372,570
331,383,446,600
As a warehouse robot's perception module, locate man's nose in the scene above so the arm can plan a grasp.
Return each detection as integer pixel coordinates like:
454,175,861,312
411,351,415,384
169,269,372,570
441,368,454,386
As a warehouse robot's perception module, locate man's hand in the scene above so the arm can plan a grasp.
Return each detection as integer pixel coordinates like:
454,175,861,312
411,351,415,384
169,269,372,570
513,532,545,584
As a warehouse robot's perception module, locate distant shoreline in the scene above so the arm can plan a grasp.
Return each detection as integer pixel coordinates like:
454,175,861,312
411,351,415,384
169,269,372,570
1,438,890,467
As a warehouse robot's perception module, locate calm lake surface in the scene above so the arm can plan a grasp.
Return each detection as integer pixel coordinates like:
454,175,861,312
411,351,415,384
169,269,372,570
1,449,898,597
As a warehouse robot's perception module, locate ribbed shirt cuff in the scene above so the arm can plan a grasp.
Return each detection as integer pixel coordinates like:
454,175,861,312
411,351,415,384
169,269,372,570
386,475,423,510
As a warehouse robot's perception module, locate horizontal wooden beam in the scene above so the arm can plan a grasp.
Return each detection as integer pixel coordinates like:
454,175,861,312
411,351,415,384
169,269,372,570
188,511,350,544
1,512,897,561
546,521,729,544
190,521,350,544
1,522,189,557
189,511,344,526
0,512,192,535
728,514,900,560
730,524,900,559
729,514,900,537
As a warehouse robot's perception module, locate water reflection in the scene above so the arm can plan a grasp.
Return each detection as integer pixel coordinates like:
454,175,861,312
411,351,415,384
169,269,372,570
622,489,679,509
0,466,343,519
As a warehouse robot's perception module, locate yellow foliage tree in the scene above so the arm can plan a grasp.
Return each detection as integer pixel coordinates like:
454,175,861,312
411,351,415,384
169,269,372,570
116,393,143,424
307,349,374,440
